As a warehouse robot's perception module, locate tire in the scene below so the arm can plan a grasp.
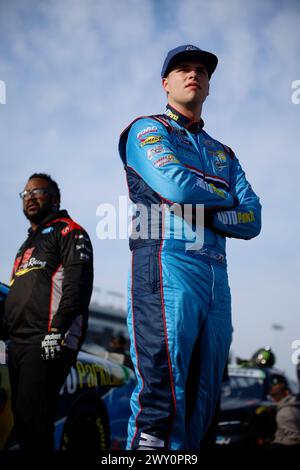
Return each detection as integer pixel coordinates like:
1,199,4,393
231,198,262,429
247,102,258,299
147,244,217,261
61,400,110,452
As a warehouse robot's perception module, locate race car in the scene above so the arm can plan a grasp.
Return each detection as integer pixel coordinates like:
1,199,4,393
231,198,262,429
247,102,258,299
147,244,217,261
0,282,135,451
216,362,298,448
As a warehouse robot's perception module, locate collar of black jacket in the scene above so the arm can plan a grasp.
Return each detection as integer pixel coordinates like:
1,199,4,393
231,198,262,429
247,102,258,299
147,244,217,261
164,104,204,133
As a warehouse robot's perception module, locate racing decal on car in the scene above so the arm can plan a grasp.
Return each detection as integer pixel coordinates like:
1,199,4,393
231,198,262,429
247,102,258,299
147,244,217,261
75,234,90,242
165,108,179,121
60,360,130,395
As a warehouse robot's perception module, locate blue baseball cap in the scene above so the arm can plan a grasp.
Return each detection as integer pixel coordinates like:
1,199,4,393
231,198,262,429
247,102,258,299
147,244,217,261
161,45,218,79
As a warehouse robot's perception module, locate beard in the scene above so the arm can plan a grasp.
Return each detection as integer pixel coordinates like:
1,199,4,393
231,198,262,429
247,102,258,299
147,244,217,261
23,200,56,225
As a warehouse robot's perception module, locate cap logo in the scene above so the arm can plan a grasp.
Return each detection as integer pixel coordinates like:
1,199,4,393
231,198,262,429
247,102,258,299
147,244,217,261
185,45,199,51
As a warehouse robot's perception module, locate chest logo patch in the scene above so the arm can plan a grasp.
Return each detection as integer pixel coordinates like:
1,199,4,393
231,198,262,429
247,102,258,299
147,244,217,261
213,150,228,171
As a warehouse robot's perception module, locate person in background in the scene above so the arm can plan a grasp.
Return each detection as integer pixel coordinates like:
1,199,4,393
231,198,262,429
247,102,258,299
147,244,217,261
107,332,133,369
107,333,127,355
270,378,300,450
3,173,93,453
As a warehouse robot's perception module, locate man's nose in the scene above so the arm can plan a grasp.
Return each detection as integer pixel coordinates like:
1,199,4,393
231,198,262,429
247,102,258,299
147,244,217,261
187,69,198,79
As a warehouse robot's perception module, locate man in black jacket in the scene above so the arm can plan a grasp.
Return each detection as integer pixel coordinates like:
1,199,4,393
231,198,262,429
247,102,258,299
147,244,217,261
3,173,93,453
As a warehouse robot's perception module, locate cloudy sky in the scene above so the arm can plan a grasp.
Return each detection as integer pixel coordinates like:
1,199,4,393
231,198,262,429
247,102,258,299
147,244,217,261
1,0,299,379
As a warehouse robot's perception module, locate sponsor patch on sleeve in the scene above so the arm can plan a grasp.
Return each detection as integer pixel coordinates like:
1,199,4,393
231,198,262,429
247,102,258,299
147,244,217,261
137,126,158,141
139,135,162,147
146,144,166,160
153,155,179,168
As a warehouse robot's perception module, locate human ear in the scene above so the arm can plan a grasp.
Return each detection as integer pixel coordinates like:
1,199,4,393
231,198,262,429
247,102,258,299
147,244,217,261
162,78,169,93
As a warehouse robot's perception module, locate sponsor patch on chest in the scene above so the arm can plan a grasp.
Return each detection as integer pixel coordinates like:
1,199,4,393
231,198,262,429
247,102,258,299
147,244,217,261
209,150,228,171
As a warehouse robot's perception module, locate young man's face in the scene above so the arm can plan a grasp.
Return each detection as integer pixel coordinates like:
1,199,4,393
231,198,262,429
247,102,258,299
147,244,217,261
162,60,210,110
21,177,58,225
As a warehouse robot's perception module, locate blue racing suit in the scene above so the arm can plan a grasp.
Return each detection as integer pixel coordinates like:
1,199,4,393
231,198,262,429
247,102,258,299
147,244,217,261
119,105,261,450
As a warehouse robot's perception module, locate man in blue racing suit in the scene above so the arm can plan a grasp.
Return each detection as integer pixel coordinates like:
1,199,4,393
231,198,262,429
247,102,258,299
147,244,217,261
119,45,261,450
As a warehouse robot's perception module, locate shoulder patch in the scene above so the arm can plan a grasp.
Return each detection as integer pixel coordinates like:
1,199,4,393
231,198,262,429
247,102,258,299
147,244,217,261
119,114,172,164
150,114,173,132
47,218,83,237
221,144,235,160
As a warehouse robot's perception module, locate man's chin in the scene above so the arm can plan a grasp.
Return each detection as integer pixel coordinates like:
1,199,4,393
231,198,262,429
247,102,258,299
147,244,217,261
24,211,41,224
23,208,51,225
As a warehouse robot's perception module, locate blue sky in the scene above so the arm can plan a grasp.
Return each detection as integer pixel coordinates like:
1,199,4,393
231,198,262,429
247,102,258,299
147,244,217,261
0,0,299,379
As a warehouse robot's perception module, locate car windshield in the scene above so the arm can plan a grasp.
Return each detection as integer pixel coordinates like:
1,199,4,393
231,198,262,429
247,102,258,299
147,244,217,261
222,375,265,401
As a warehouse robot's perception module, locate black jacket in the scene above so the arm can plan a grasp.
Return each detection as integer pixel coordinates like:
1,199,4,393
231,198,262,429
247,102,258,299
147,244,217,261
4,210,93,349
